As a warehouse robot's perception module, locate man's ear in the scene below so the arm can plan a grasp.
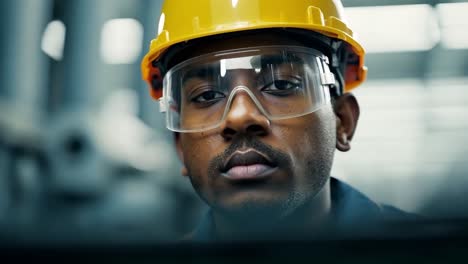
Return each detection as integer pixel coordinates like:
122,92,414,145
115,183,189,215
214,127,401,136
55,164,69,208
334,93,360,152
174,133,189,177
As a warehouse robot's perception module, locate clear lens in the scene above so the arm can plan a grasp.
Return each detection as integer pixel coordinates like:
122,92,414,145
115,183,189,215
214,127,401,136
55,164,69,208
162,46,333,132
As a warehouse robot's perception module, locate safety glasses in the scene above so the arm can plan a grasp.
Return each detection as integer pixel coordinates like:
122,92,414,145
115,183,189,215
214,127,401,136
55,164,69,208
160,46,335,133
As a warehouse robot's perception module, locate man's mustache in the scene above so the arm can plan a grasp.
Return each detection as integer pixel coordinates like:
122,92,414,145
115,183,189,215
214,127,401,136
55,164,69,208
208,136,292,178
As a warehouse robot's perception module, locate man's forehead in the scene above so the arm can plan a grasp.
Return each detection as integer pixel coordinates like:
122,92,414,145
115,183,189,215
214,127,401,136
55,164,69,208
229,55,261,70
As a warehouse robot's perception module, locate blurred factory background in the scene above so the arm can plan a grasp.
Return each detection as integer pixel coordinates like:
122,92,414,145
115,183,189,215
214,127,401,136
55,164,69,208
0,0,467,243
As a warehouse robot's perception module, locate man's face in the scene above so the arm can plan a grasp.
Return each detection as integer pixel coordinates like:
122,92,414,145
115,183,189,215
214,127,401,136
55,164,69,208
173,34,340,220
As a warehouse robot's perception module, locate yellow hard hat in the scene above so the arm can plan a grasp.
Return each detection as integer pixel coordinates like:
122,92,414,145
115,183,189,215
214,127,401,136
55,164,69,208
141,0,367,100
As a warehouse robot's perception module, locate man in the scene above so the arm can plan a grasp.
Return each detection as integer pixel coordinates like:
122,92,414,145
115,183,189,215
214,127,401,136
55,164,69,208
141,0,410,241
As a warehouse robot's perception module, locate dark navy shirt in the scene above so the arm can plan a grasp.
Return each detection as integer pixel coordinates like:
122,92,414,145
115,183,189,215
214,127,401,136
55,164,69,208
189,177,416,241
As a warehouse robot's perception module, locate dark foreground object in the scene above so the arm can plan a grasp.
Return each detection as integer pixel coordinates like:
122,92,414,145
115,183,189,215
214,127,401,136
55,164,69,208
1,219,468,263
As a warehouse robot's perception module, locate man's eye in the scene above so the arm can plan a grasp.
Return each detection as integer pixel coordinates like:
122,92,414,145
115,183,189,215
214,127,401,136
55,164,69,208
262,80,302,95
192,90,226,104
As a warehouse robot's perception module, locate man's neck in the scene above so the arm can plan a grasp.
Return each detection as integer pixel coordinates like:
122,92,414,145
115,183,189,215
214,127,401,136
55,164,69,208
212,180,332,240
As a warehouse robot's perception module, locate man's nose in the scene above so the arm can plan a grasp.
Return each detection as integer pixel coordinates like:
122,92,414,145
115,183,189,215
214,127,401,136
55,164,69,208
220,90,271,140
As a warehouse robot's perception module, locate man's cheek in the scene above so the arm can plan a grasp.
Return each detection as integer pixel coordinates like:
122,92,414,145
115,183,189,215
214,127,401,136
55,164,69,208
184,152,204,177
184,145,215,181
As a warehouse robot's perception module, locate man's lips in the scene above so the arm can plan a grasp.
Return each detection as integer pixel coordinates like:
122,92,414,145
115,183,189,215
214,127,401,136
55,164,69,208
221,149,277,181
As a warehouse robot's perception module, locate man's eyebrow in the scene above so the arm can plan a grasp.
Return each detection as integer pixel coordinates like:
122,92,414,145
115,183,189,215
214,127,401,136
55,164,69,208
182,67,218,82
